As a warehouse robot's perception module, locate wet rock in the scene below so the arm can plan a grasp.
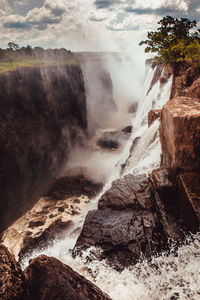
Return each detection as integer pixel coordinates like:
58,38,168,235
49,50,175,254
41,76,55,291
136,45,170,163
97,138,119,150
99,174,153,210
148,109,161,127
24,254,111,300
0,245,26,300
97,130,130,150
75,208,165,269
160,97,200,172
121,126,132,134
128,102,138,114
150,168,184,241
177,171,200,233
75,174,166,268
18,219,73,262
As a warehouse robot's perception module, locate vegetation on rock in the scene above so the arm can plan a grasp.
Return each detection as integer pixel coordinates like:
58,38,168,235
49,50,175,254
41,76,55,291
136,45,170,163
140,16,200,67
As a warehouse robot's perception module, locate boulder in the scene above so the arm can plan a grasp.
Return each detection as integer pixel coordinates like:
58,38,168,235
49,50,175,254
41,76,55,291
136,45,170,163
74,174,166,269
97,130,130,150
24,255,111,300
0,245,26,300
160,97,200,172
148,109,161,127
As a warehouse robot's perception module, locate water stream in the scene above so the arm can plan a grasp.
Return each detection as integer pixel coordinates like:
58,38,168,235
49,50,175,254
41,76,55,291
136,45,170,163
21,64,200,299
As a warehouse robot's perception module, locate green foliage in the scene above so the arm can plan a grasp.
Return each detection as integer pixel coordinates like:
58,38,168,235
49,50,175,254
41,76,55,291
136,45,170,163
139,16,200,67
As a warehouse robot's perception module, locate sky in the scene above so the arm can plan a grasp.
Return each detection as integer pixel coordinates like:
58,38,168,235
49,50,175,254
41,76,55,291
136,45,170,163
0,0,200,51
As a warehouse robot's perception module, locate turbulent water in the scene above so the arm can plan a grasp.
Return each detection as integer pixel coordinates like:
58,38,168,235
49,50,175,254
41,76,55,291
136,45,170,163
21,63,200,299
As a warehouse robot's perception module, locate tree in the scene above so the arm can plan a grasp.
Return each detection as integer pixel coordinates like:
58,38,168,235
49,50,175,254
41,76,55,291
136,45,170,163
7,42,20,51
139,16,200,67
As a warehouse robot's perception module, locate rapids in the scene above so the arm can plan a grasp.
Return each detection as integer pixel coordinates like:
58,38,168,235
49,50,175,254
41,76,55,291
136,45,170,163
20,62,200,300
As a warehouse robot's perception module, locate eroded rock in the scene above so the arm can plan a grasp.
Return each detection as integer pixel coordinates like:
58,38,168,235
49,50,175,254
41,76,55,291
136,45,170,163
1,175,103,261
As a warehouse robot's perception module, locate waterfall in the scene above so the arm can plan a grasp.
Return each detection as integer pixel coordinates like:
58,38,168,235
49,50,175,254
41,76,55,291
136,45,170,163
20,62,200,300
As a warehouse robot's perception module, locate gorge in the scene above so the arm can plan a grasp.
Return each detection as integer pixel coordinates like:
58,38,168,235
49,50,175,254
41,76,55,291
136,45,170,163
0,52,200,300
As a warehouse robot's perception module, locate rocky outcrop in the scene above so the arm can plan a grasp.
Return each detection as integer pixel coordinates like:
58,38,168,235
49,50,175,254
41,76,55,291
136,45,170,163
1,175,102,261
148,109,161,127
24,255,111,300
0,245,26,300
74,175,166,269
171,63,200,98
0,64,87,232
159,96,200,172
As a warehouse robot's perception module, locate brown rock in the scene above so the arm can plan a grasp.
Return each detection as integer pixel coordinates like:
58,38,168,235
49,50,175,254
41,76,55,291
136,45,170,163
171,64,200,98
24,255,111,300
148,109,161,127
185,77,200,99
160,96,200,172
0,245,26,300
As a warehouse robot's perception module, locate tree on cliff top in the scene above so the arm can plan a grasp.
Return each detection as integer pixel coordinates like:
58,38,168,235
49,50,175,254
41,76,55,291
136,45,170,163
139,16,200,67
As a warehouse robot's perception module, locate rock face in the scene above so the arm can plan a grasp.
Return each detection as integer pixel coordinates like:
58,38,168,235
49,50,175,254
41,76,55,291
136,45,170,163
1,175,102,261
171,63,200,98
177,171,200,233
0,245,26,300
74,175,166,269
160,96,200,172
150,168,184,241
0,64,87,232
24,255,111,300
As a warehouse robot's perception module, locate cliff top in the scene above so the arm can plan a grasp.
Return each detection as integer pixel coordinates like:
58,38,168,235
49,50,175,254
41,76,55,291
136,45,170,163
0,58,79,73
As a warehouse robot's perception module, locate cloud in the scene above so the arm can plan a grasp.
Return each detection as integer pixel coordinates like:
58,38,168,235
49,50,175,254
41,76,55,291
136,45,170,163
3,0,66,30
94,0,121,9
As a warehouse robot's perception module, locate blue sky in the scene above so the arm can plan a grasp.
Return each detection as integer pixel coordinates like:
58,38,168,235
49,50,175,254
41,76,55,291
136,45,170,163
0,0,200,51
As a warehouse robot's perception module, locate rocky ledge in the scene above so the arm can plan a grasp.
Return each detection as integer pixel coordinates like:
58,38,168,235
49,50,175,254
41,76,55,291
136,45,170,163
1,175,103,261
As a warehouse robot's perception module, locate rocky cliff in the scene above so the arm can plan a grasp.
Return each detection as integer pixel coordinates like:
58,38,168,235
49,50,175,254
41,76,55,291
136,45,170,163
0,64,87,232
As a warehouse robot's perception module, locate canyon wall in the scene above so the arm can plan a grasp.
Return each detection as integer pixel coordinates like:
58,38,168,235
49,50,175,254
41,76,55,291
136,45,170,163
0,64,87,232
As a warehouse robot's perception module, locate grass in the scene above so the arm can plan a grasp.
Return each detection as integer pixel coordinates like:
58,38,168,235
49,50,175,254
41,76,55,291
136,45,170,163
0,58,79,73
